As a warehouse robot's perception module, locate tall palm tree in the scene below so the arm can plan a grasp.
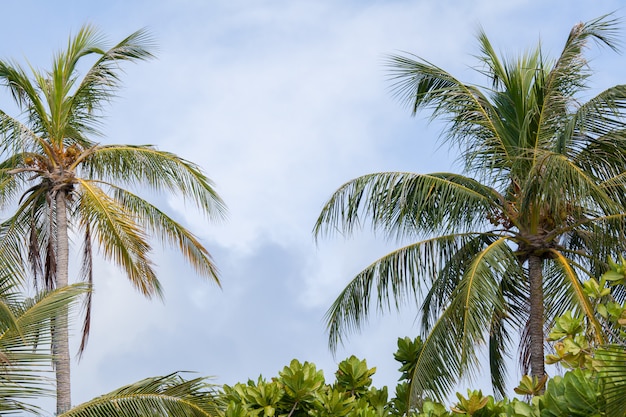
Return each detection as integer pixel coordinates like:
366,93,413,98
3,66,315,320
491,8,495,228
315,15,626,401
0,26,226,414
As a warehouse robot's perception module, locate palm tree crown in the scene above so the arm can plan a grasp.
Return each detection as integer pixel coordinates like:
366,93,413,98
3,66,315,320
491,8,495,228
315,14,626,401
0,25,226,413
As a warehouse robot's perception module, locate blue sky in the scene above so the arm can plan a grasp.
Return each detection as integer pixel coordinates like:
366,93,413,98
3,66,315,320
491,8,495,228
1,0,625,412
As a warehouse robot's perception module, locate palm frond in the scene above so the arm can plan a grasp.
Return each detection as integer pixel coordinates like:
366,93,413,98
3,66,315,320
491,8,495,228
66,26,155,140
519,150,623,221
79,145,226,220
0,61,49,135
59,373,220,417
386,54,508,172
552,14,621,91
0,157,25,208
420,233,503,331
325,232,494,352
548,249,603,343
0,110,56,164
571,130,626,196
570,86,626,153
3,284,88,347
554,212,626,285
77,223,94,357
408,238,515,402
75,179,161,298
0,183,60,289
314,172,498,242
0,226,27,288
476,28,547,155
0,190,52,287
0,284,87,413
538,15,622,158
488,298,514,399
542,258,586,321
596,345,626,417
106,183,220,285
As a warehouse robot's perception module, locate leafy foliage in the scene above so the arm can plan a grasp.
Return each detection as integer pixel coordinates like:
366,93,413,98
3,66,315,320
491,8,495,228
535,370,603,417
221,357,392,417
213,334,625,417
335,356,376,397
394,337,422,383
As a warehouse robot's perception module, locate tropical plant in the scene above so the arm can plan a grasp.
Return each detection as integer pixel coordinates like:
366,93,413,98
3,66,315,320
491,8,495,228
0,248,86,415
315,14,626,401
58,373,220,417
0,25,226,413
335,356,376,398
217,340,626,417
390,337,422,416
546,260,626,417
220,357,389,417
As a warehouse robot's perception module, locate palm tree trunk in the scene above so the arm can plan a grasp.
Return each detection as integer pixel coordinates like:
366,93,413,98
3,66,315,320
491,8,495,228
54,190,71,414
528,255,545,381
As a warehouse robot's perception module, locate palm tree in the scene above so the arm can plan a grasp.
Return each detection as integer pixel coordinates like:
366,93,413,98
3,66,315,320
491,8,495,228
0,25,226,414
315,14,626,401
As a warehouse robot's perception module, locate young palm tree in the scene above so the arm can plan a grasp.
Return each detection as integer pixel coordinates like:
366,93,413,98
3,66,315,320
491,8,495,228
315,15,626,401
0,26,226,413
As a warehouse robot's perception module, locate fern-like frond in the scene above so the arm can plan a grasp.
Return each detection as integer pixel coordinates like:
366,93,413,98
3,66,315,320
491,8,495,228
597,345,626,417
325,232,497,352
0,284,87,413
386,54,507,171
314,172,498,242
80,145,226,220
60,373,220,417
66,26,155,140
106,183,220,285
408,238,516,402
75,179,161,298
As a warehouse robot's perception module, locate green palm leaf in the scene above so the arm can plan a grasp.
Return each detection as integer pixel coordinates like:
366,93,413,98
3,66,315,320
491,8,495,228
108,184,220,283
59,373,220,417
548,250,604,342
80,145,226,219
324,232,503,351
75,179,160,298
315,172,498,241
0,283,87,414
408,238,516,401
596,345,626,417
68,27,155,139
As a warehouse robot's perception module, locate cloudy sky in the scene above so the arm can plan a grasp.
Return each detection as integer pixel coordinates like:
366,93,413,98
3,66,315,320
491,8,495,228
1,0,625,412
